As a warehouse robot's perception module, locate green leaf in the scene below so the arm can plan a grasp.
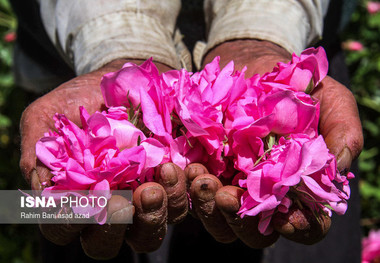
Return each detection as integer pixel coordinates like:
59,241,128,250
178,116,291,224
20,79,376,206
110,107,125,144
368,13,380,29
363,120,380,137
359,159,376,173
359,147,379,161
305,77,314,94
360,180,380,200
0,114,10,128
358,96,380,112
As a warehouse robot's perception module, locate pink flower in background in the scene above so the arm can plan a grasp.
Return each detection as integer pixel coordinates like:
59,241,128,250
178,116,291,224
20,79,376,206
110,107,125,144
342,40,364,52
4,31,16,43
367,1,380,14
362,230,380,263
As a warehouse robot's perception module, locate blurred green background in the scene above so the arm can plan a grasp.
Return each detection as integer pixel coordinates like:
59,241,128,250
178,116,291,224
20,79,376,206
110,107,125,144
343,1,380,232
0,0,379,262
0,0,39,262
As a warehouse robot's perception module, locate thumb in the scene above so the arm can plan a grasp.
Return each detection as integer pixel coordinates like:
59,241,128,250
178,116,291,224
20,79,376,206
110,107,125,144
272,205,331,245
19,100,55,187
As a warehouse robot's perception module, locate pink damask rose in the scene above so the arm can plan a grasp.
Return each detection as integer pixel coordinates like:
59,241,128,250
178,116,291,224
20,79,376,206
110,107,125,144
238,134,351,235
172,57,247,176
260,47,328,93
36,106,167,223
173,58,228,154
101,59,180,152
229,89,320,173
362,230,380,263
36,106,166,192
257,89,319,137
169,136,208,170
139,80,173,145
101,59,160,108
101,58,178,110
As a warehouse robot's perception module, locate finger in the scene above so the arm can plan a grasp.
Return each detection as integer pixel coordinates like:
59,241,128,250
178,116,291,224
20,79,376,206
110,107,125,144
155,163,188,224
39,223,85,246
312,77,364,174
32,160,54,190
272,205,331,245
215,186,279,248
184,163,209,186
184,163,209,219
19,101,54,184
80,195,132,259
190,174,236,243
107,195,135,224
125,182,168,253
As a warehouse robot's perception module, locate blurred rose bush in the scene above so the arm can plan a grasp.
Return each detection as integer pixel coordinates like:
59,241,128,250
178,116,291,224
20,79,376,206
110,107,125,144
342,0,380,232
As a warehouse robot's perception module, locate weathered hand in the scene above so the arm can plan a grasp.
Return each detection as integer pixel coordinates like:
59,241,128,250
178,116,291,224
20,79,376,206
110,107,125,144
187,39,363,247
19,59,188,259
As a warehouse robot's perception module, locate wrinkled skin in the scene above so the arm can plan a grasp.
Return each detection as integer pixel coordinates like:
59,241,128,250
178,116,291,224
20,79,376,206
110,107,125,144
19,39,363,258
20,59,189,259
188,39,363,247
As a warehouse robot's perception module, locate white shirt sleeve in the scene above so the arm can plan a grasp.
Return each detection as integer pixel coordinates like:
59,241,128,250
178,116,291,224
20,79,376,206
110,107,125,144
194,0,330,68
39,0,189,75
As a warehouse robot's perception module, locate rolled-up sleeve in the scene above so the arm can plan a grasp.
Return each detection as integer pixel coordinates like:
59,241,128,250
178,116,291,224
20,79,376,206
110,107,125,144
39,0,185,75
194,0,330,67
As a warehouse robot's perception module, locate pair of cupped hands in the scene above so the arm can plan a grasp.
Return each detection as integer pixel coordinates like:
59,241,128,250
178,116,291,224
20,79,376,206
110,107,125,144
19,40,363,259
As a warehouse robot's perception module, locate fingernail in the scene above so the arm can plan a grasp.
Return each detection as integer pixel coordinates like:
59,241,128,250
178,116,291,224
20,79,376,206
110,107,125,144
336,146,353,175
193,178,219,201
31,169,42,191
289,209,310,231
159,163,178,186
36,164,52,188
186,165,207,182
109,206,134,224
107,195,132,215
215,191,240,213
141,187,164,212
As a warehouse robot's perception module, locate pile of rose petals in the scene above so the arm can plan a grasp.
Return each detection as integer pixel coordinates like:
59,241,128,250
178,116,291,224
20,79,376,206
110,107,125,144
36,47,353,231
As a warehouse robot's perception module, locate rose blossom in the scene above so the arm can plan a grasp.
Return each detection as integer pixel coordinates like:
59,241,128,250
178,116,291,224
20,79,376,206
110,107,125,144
238,135,351,235
172,57,246,176
37,106,167,190
101,59,159,108
259,47,328,93
36,106,166,223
